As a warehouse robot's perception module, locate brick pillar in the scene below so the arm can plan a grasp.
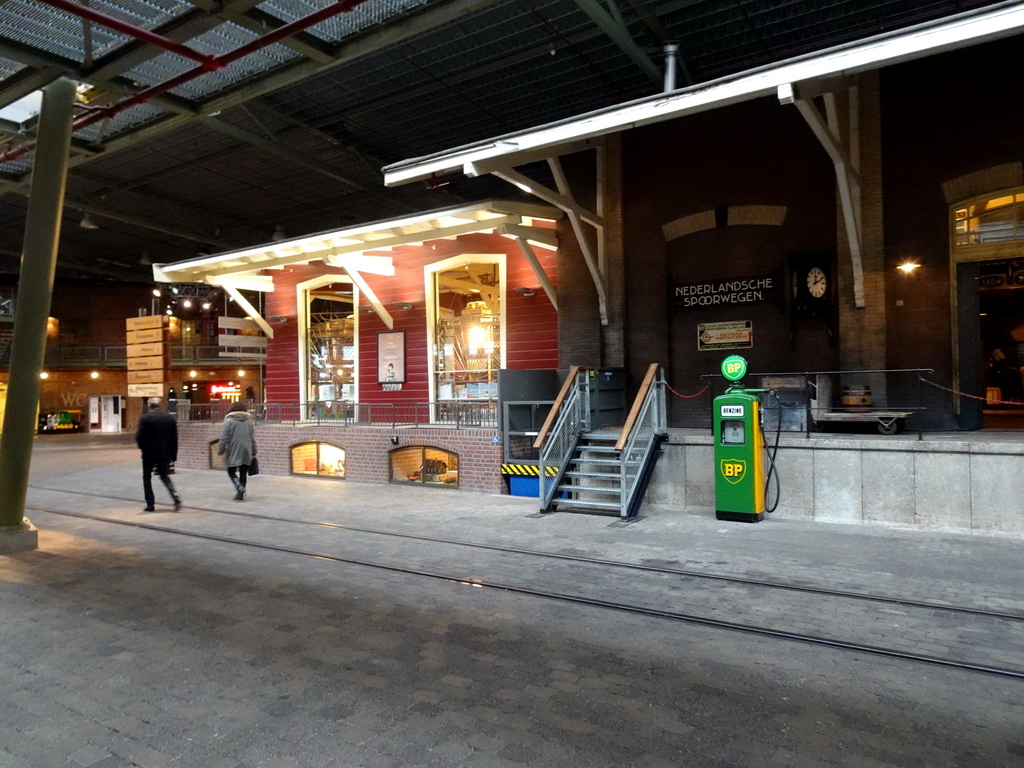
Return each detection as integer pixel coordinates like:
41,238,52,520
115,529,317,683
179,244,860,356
601,134,626,369
838,72,887,396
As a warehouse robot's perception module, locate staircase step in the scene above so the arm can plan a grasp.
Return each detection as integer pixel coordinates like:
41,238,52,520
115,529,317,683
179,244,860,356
569,457,619,466
576,445,620,454
559,484,621,495
582,432,619,441
552,498,621,511
564,470,620,480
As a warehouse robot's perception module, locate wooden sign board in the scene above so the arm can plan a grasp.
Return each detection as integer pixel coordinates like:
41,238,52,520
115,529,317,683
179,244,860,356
126,315,168,331
127,355,168,371
127,341,165,358
128,383,165,398
127,369,168,385
126,328,167,345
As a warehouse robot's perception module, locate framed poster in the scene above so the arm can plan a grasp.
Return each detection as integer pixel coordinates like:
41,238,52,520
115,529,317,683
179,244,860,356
377,330,406,383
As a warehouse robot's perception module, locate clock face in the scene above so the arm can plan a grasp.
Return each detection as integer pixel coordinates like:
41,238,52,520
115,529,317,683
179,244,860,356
806,266,827,299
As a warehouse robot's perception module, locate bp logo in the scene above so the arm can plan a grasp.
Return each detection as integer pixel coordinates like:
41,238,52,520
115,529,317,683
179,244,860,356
720,458,746,484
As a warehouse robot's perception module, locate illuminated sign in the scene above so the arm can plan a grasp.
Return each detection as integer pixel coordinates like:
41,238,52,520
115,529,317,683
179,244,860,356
209,382,241,396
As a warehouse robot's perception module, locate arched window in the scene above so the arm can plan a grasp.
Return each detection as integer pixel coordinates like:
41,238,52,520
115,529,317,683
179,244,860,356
290,442,346,478
390,446,458,486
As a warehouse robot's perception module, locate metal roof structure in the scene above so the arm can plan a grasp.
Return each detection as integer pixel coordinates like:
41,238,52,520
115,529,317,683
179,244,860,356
0,0,1014,283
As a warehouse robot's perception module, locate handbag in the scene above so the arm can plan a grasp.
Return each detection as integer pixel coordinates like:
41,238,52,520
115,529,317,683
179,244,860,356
249,456,260,475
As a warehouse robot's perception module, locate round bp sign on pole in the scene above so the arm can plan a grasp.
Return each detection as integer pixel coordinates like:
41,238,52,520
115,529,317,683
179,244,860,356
721,355,748,381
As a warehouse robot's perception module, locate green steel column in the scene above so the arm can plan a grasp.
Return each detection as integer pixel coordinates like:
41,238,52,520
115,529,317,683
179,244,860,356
0,77,76,532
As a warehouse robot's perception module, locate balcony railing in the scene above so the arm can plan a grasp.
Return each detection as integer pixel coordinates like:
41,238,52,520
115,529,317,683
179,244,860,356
178,400,498,429
14,343,261,367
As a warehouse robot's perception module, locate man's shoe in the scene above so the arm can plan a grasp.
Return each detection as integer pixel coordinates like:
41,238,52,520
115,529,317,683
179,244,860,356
173,498,182,512
143,506,156,512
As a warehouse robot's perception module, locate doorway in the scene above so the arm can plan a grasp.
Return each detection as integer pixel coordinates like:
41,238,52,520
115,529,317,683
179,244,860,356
951,188,1024,428
89,395,123,433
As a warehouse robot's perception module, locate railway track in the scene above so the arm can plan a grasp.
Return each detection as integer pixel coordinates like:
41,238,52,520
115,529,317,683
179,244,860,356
26,494,1024,682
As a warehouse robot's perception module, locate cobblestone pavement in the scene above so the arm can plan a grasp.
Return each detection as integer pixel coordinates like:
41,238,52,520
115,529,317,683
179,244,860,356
2,434,1023,767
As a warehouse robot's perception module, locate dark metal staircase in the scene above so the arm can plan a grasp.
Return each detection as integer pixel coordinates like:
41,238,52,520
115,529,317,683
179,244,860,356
537,364,667,520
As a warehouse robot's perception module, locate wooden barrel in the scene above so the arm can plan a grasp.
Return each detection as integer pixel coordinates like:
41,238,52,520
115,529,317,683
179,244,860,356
842,386,873,412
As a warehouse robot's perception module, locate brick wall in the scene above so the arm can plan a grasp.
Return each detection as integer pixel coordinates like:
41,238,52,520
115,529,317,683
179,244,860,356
177,421,506,494
618,98,836,426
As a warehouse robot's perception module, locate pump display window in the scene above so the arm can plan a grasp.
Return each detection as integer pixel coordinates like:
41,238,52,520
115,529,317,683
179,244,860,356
390,446,459,486
290,441,346,478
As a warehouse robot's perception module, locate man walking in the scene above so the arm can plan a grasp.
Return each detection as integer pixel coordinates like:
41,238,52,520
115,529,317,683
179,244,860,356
136,397,182,512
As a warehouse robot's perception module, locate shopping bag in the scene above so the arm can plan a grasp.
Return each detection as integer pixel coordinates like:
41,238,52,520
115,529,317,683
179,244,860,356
249,456,260,475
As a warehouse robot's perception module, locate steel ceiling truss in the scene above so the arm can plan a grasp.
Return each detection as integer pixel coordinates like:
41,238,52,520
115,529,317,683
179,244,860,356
0,0,496,240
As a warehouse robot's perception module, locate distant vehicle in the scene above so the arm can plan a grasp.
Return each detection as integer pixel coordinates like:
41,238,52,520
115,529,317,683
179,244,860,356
38,409,83,433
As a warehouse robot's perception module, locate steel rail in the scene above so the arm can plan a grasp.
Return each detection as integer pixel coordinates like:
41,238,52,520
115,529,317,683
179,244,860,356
27,505,1024,681
26,489,1024,623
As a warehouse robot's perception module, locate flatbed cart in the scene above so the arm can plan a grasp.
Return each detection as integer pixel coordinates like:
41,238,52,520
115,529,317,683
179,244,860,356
810,409,914,435
809,373,914,435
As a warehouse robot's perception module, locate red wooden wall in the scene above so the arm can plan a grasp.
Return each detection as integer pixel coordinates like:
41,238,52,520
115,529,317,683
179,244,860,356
261,231,558,405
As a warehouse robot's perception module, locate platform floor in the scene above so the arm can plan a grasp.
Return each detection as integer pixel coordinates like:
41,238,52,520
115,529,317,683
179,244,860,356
2,433,1023,767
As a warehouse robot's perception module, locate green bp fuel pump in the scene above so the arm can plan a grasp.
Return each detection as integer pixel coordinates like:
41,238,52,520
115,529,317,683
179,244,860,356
713,355,768,523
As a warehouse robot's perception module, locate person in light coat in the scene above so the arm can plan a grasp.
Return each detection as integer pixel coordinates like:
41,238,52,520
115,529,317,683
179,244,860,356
217,401,256,500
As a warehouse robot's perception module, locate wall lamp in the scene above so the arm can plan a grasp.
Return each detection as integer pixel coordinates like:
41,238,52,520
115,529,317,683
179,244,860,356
394,301,413,310
897,262,921,274
513,286,536,297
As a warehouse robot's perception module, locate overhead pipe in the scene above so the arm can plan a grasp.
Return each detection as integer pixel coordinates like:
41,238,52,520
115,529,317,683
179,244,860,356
35,0,221,71
0,0,371,165
663,42,679,92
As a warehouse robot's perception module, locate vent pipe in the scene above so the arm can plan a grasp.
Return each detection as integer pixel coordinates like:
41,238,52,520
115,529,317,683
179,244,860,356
663,43,679,92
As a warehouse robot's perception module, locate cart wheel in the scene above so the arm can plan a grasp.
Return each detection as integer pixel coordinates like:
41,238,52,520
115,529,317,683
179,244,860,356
877,419,901,435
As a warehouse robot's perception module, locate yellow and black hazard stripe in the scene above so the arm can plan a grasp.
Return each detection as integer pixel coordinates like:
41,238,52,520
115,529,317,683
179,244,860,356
501,464,559,477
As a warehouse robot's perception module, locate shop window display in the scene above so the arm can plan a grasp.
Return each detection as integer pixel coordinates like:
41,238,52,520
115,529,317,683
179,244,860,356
290,441,346,478
390,446,459,487
307,283,356,404
432,262,500,403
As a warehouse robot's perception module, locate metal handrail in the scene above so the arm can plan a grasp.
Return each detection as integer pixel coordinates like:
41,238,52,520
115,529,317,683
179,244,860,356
177,399,499,429
700,367,935,440
618,366,666,519
533,365,584,450
538,369,590,511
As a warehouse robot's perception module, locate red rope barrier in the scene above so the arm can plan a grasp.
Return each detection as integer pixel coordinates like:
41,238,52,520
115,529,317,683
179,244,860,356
921,378,1024,406
665,382,709,399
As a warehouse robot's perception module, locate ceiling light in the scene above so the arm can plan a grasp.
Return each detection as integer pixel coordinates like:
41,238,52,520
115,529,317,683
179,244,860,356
202,302,211,310
272,224,288,241
79,212,99,230
181,299,192,308
152,289,161,297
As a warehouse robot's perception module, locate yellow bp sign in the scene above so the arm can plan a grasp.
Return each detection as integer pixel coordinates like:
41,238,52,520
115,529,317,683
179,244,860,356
720,458,746,484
